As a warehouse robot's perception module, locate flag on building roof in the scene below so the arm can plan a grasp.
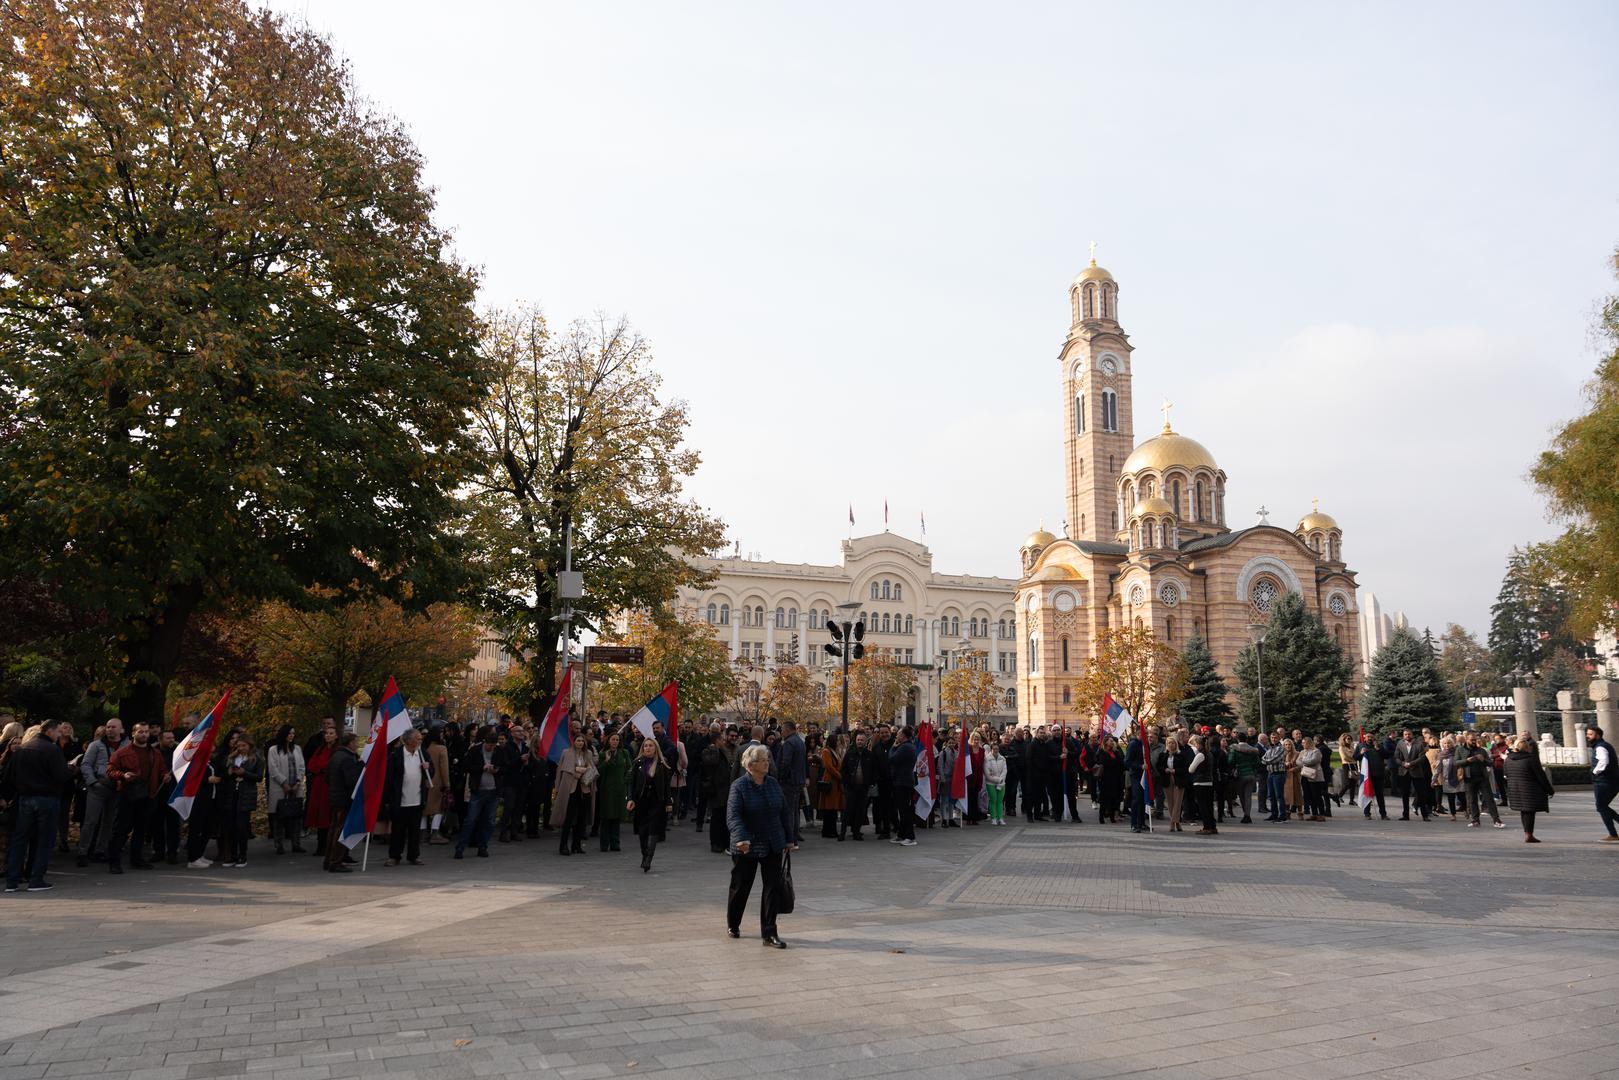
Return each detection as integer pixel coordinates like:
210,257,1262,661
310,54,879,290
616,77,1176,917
628,679,679,742
167,690,229,821
338,677,414,848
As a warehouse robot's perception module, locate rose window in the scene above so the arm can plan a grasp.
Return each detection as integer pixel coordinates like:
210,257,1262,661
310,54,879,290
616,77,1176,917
1250,579,1280,614
1128,583,1146,607
1329,594,1347,617
1159,582,1181,607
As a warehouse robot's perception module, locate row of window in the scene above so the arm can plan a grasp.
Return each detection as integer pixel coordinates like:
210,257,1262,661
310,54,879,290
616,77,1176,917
703,603,1015,638
1074,389,1121,435
728,639,1021,676
1122,476,1225,525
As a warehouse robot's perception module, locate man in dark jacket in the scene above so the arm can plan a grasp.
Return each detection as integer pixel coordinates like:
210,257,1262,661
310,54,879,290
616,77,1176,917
455,727,504,859
1588,725,1619,840
701,726,738,853
870,726,894,839
3,719,72,892
1125,733,1147,832
887,728,918,845
324,733,362,873
1456,731,1504,828
1354,737,1389,819
1002,729,1025,819
1025,730,1050,822
105,722,163,874
494,728,527,843
382,728,432,866
773,722,808,843
1393,730,1425,820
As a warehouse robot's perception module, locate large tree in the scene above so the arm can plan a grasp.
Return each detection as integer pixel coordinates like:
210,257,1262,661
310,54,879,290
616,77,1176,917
590,607,737,722
1178,636,1234,731
466,308,725,722
1069,626,1189,735
1361,629,1455,735
759,664,823,732
0,0,488,725
1435,623,1495,711
1530,246,1619,639
1233,593,1354,735
941,650,999,729
827,654,916,729
1487,547,1576,679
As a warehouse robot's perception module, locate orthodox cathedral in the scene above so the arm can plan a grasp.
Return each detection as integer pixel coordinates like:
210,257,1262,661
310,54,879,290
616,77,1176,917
1015,255,1361,728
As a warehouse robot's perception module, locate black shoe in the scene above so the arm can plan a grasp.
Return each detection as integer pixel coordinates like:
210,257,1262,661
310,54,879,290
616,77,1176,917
407,858,424,866
342,855,358,865
130,860,155,870
274,843,285,855
453,850,464,860
75,855,89,868
477,849,489,857
762,936,787,949
1241,816,1252,824
329,864,353,873
727,927,740,939
559,848,570,856
711,846,726,854
292,845,307,853
109,863,122,875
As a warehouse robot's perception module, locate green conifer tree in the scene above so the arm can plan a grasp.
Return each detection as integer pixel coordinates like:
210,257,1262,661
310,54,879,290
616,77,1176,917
1178,636,1233,730
1361,629,1455,735
1233,593,1354,737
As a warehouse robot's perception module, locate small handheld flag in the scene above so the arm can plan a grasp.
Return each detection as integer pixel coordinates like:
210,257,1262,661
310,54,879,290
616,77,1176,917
914,723,936,820
628,680,679,742
338,676,414,849
537,665,575,764
1357,756,1375,812
1101,694,1135,740
167,690,230,821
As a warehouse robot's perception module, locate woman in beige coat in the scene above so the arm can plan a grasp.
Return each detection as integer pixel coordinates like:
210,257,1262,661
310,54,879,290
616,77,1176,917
422,730,452,843
551,730,597,856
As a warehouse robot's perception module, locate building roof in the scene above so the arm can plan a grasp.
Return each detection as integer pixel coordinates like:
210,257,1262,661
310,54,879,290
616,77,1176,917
1122,426,1220,475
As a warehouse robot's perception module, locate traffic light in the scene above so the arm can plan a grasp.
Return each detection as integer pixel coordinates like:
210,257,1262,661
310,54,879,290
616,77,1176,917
824,641,842,658
851,618,865,659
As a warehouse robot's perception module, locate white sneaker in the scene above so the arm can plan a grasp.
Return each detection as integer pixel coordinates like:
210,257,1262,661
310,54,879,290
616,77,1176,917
899,838,918,847
889,838,905,844
187,858,211,869
1467,822,1478,828
1492,821,1506,829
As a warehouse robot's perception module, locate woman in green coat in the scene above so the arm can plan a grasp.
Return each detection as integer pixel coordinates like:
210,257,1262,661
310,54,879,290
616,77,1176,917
596,731,633,852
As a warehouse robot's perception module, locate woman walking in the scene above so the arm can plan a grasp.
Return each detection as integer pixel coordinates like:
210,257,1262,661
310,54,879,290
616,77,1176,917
1504,735,1555,842
818,734,845,840
303,724,337,858
984,739,1008,825
265,725,306,855
726,743,797,948
627,735,673,871
597,731,631,852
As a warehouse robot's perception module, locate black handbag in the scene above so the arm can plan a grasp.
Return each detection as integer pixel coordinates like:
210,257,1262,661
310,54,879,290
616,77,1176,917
776,850,796,914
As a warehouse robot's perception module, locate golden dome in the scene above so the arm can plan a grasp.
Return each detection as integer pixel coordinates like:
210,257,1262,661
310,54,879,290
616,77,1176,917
1122,427,1219,476
1074,259,1114,286
1298,499,1339,532
1022,527,1058,550
1131,496,1175,518
1033,563,1080,582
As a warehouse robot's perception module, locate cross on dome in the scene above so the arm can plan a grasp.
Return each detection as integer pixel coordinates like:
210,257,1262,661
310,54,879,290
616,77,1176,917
1089,239,1097,265
1160,398,1174,433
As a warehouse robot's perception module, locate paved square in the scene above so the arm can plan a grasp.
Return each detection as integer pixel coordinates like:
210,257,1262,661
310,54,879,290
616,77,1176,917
2,807,1616,1079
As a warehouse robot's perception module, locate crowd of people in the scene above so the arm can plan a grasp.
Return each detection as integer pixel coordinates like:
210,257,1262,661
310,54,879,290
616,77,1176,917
3,709,1617,906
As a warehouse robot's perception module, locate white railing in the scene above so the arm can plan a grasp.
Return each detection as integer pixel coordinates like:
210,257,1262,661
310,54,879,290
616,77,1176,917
1537,734,1591,766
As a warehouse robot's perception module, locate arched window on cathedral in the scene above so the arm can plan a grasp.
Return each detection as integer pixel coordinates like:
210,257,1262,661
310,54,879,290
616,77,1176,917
1194,480,1205,522
1166,615,1175,642
1216,489,1225,524
1083,282,1096,319
1170,479,1182,516
1060,637,1070,672
1075,393,1085,434
1102,389,1119,432
1028,635,1039,675
1103,283,1116,320
1080,514,1086,535
1111,510,1118,530
1062,686,1071,705
1123,481,1134,508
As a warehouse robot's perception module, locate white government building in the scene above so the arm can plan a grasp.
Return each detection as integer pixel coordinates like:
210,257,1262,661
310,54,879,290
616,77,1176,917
677,533,1020,727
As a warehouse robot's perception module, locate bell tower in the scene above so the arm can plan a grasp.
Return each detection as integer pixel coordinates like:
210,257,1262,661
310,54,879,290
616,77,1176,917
1061,246,1134,543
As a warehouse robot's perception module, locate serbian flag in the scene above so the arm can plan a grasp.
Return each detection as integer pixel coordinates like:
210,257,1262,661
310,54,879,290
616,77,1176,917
1101,694,1135,740
167,690,229,820
536,665,574,764
914,722,936,820
950,714,971,812
628,679,679,741
1138,717,1155,803
338,676,414,848
1357,755,1376,812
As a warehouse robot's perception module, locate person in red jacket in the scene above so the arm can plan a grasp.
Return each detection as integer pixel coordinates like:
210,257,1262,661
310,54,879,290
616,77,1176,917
106,722,163,874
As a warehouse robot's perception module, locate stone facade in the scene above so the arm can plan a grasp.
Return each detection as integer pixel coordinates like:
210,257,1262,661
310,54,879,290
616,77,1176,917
1016,258,1362,729
677,533,1019,726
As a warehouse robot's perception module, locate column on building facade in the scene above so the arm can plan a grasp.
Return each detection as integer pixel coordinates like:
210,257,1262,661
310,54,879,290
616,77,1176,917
916,617,926,666
766,619,777,667
730,616,741,657
988,622,1000,673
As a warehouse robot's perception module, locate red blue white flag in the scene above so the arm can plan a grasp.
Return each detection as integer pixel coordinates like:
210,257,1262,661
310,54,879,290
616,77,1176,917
914,722,936,820
1101,694,1134,740
628,679,679,742
536,665,575,764
338,676,414,848
167,690,229,821
1357,756,1376,812
950,713,971,811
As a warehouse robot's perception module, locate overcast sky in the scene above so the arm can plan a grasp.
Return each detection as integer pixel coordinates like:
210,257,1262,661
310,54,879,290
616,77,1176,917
275,0,1618,640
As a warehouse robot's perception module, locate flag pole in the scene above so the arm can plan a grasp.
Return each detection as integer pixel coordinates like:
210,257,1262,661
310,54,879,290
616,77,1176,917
361,833,370,872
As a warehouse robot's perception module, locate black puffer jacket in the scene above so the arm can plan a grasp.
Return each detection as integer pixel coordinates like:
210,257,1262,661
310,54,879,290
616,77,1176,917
1503,748,1553,813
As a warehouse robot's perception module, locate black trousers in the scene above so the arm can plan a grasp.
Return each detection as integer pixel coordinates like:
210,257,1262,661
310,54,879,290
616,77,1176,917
498,784,523,840
559,789,586,852
185,799,216,863
1196,785,1218,831
708,802,730,850
638,827,659,864
524,776,544,837
1520,810,1537,834
1005,770,1020,816
107,793,151,868
873,787,892,835
387,809,422,862
727,851,783,939
894,791,915,840
1362,784,1387,817
1045,774,1065,820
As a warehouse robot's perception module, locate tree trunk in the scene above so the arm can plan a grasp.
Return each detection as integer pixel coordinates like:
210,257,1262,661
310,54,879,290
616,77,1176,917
118,587,201,727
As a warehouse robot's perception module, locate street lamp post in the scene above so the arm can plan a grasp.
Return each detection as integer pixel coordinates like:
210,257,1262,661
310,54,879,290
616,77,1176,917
1248,622,1269,733
824,600,865,735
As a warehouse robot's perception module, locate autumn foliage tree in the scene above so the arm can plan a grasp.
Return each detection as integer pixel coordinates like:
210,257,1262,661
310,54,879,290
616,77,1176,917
827,654,916,729
0,0,490,725
941,649,999,727
1069,626,1189,734
465,309,725,723
760,664,824,731
591,607,737,721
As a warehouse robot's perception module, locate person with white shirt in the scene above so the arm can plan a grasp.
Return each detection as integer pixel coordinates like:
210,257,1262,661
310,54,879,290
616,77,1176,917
383,728,431,867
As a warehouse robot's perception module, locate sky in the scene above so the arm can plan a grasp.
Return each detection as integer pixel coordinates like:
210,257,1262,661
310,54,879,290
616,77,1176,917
274,0,1619,640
